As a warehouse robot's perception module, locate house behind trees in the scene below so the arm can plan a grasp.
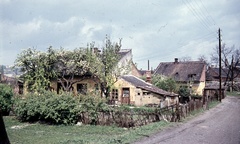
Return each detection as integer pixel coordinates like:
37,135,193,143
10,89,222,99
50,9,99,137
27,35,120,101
154,58,206,95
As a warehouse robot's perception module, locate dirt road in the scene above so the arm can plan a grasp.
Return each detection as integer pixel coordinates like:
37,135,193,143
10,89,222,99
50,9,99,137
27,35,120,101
134,96,240,144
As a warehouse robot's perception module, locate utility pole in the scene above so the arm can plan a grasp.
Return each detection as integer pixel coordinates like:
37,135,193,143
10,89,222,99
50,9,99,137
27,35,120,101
218,28,222,102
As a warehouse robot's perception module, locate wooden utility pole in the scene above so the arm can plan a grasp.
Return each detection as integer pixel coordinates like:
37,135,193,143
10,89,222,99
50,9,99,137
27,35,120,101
218,28,222,102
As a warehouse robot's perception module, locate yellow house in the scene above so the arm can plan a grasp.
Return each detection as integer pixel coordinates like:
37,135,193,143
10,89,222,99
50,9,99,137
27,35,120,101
154,58,206,96
111,75,178,107
50,75,100,95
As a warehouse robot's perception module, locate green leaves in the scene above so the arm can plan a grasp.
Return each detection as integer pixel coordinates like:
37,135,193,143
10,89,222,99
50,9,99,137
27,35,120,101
14,91,79,125
0,84,14,115
15,47,58,92
152,75,177,92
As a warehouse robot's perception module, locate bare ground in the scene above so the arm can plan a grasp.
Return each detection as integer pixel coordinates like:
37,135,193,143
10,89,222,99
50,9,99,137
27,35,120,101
134,96,240,144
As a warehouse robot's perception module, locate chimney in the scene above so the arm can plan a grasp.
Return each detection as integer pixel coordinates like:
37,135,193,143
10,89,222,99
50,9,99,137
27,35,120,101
174,58,178,64
148,60,150,70
146,70,152,83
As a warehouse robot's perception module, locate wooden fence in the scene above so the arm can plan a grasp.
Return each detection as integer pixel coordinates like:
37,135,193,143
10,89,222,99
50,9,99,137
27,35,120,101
79,99,213,128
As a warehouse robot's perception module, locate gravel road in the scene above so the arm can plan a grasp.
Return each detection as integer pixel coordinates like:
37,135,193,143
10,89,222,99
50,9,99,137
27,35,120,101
134,96,240,144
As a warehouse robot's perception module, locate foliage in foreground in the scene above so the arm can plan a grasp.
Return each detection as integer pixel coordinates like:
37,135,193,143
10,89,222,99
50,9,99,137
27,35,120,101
0,84,14,115
14,91,79,125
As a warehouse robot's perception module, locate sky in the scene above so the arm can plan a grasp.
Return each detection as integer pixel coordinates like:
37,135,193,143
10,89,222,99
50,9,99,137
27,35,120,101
0,0,239,70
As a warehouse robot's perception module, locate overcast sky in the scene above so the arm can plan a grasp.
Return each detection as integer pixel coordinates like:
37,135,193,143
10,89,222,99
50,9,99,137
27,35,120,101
0,0,239,69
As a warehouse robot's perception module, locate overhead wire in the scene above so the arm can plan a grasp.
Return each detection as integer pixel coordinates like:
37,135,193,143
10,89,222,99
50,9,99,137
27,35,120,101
199,0,218,28
134,31,217,61
183,0,214,33
135,1,219,65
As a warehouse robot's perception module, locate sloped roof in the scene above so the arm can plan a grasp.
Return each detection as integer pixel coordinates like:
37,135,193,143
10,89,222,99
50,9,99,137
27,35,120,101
120,75,177,96
154,61,205,82
208,67,228,77
118,49,131,59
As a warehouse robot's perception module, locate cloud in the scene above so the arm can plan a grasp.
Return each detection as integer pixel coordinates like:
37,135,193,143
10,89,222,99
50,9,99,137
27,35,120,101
0,0,239,70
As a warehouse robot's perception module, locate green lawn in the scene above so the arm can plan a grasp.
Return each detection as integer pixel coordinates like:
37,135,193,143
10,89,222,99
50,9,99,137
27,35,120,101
4,116,172,144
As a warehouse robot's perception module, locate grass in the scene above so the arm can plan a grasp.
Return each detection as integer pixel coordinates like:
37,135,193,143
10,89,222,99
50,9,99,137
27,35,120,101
226,91,240,97
4,100,220,144
180,100,220,122
4,116,172,144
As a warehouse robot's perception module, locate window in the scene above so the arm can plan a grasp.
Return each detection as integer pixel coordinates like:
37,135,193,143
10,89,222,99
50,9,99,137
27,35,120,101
122,88,130,97
77,83,87,95
188,74,196,81
112,89,118,100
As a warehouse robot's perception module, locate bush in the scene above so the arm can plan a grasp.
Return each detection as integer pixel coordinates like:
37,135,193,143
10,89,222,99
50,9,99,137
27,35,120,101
14,91,79,125
77,93,109,125
0,84,14,115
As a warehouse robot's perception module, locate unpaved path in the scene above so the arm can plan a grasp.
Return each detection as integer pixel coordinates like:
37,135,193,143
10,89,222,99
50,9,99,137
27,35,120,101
134,96,240,144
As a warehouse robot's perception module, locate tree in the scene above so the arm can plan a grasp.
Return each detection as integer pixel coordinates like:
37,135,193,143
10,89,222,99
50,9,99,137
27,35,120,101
151,74,177,92
95,36,123,97
54,47,103,92
15,48,57,92
179,56,192,62
15,36,127,95
211,44,240,91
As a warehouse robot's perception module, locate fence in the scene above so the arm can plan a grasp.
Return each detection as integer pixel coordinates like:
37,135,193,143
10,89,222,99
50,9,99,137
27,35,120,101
78,98,213,128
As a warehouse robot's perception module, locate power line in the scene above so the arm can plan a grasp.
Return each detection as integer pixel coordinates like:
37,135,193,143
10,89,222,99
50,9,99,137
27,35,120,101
134,32,216,61
192,0,215,29
182,0,213,32
200,0,218,28
182,0,208,31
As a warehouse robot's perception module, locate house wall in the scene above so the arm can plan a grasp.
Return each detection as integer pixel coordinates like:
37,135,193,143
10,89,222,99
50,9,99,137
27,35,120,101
51,77,100,95
113,78,136,104
131,63,142,78
118,50,132,76
165,96,179,107
178,82,204,96
195,81,205,95
113,78,165,107
135,92,164,106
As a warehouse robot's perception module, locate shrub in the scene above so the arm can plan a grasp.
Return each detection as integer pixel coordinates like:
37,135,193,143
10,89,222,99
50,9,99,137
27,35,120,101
0,84,14,115
14,91,79,125
77,93,109,125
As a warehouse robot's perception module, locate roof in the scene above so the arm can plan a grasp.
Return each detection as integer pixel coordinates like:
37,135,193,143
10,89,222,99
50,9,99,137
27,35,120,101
154,61,205,82
208,67,228,77
118,49,131,59
138,70,154,76
206,67,228,81
120,75,177,96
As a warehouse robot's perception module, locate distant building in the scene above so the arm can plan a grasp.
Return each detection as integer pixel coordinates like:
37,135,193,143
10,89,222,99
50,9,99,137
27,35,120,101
154,58,206,95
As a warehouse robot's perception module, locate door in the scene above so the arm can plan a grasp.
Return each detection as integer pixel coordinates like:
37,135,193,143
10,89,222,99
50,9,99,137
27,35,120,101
122,88,130,104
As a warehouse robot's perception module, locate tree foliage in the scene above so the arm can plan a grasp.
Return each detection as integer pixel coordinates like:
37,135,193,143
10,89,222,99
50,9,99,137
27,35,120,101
151,75,177,92
0,84,14,115
15,36,127,95
98,36,122,97
15,47,57,92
